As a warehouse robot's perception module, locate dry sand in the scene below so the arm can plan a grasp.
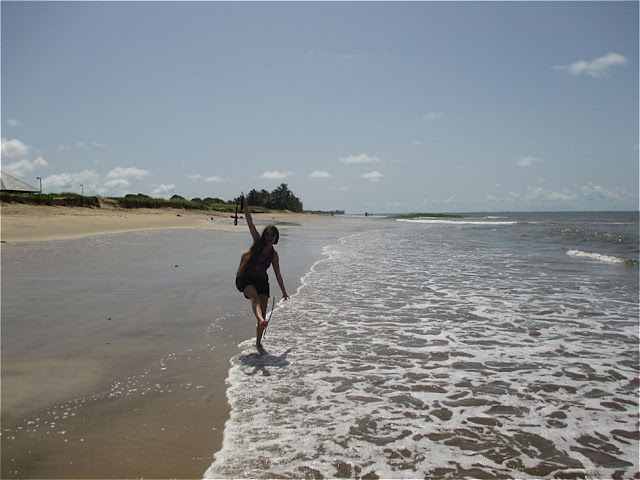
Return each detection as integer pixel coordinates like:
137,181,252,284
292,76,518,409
1,203,360,479
0,202,330,243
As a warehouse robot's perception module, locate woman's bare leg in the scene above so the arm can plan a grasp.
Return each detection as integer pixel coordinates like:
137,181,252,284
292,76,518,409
260,294,269,321
244,286,270,347
244,286,266,325
256,294,269,348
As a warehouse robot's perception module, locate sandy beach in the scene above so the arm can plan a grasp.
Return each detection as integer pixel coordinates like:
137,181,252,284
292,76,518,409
0,203,333,243
1,203,363,479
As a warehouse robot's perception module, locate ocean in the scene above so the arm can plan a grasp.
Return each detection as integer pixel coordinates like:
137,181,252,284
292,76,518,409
205,212,639,479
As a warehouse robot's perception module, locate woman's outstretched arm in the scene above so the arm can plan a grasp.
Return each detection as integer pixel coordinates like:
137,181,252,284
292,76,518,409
272,250,289,300
242,193,260,243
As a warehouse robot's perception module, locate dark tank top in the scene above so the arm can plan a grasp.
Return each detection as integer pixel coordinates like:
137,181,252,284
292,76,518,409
246,247,274,280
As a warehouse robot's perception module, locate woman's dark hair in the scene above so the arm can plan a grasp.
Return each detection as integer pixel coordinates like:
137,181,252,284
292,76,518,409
237,226,279,279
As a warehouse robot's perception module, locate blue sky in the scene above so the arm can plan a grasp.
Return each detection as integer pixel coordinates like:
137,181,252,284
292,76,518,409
2,1,638,213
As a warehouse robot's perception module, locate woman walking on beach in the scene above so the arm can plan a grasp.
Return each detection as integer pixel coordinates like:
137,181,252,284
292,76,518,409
236,193,289,350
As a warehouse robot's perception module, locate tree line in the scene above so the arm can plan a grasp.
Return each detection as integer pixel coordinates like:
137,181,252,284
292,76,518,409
242,184,303,212
2,183,304,213
172,183,303,212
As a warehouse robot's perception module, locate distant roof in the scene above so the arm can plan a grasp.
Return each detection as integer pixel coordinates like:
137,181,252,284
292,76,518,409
0,171,40,193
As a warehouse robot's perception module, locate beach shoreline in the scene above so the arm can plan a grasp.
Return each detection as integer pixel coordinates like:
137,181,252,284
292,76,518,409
0,202,334,243
1,203,365,478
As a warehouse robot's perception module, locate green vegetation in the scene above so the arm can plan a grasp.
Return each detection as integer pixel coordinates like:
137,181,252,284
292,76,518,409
244,184,303,212
0,192,100,208
116,193,205,210
0,183,304,213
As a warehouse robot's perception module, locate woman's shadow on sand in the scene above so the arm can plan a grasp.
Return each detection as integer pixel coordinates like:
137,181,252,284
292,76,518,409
239,348,292,377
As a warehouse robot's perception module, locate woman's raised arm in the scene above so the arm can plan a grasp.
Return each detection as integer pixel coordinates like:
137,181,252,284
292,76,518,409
242,193,260,243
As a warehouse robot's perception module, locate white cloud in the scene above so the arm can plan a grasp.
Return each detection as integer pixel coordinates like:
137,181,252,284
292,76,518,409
6,119,22,127
553,52,628,77
261,171,292,179
340,153,380,164
2,156,48,178
310,170,331,179
431,195,456,205
187,174,224,183
1,137,49,177
40,167,153,196
106,166,150,180
104,178,131,190
150,184,175,198
43,170,103,194
1,137,31,159
75,141,107,150
517,155,543,167
361,170,383,182
490,183,629,207
526,186,577,202
411,139,423,145
580,184,623,201
56,141,108,151
423,112,444,120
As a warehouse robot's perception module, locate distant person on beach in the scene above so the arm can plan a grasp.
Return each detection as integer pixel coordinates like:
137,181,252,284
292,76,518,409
235,193,289,349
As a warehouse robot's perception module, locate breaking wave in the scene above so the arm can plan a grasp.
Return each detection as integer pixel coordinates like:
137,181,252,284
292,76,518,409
567,249,638,266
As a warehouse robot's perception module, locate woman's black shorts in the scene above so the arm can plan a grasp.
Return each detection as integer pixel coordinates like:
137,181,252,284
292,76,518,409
236,276,270,299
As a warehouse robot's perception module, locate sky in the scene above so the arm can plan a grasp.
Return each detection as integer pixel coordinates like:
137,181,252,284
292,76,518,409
1,1,638,213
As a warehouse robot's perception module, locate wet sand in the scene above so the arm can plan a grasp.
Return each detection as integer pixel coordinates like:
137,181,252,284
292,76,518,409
1,203,363,478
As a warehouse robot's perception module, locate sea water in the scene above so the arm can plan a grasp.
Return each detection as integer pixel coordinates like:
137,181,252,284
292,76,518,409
205,212,639,479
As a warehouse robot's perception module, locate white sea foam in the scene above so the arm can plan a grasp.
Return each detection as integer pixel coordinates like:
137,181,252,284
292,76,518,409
206,220,639,479
398,218,520,226
567,249,633,265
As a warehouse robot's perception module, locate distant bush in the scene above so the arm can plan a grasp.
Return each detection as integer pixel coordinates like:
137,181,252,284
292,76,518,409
202,197,225,205
113,196,203,210
125,193,151,199
0,192,99,207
